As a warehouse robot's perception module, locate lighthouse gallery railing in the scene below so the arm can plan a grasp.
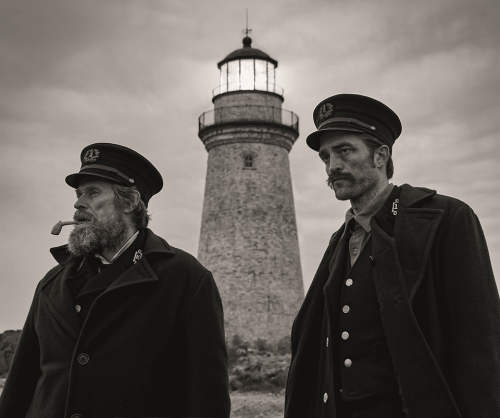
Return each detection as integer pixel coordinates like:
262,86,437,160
198,105,299,132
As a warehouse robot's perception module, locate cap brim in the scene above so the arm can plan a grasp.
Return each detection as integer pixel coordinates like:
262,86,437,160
306,127,363,151
65,171,122,189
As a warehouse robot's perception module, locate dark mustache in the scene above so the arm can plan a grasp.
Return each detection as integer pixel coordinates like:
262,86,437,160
327,172,355,182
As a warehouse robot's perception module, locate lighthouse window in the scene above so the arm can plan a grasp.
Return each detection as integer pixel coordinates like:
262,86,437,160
267,65,275,92
220,63,228,94
240,59,254,90
228,60,239,91
244,155,254,168
255,60,267,91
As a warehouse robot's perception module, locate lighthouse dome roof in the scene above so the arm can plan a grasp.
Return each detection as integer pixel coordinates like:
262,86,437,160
217,37,278,69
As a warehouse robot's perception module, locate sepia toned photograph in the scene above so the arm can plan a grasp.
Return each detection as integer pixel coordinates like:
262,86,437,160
0,0,499,417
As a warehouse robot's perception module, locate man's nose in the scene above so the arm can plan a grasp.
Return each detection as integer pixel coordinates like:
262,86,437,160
74,195,87,209
327,155,342,173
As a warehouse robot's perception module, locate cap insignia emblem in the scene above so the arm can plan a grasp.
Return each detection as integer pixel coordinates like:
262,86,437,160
392,198,399,216
83,149,100,164
133,249,143,264
319,103,334,121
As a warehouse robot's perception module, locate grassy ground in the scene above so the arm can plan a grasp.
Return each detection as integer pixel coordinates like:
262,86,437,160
230,390,285,418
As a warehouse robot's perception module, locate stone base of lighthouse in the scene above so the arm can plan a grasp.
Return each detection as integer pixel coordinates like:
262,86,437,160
198,124,304,351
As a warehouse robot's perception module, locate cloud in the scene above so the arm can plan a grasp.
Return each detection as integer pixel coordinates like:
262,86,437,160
0,0,499,330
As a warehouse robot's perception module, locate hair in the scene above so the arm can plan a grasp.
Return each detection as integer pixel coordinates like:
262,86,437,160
111,183,152,229
357,132,394,180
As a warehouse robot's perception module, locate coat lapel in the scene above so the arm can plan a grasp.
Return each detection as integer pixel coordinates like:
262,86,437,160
102,256,158,293
39,229,175,344
392,184,444,302
99,228,175,293
370,185,460,417
323,229,350,327
391,206,444,302
40,261,82,342
286,227,343,418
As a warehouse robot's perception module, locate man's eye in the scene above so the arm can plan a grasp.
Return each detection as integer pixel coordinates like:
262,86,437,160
320,154,329,163
340,148,351,154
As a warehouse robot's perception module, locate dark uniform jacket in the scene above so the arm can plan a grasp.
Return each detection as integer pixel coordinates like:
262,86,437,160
285,184,500,418
0,229,231,418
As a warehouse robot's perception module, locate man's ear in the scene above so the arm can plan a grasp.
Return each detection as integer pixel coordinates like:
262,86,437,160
123,204,134,214
122,197,139,214
374,145,390,168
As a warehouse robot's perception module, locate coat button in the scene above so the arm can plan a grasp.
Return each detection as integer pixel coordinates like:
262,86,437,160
344,359,352,367
71,415,82,418
323,393,328,403
326,337,329,347
346,278,353,287
341,331,349,340
75,305,81,313
77,353,89,365
369,256,375,266
342,305,350,313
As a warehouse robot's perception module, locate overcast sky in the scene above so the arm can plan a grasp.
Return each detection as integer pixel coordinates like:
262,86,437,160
1,0,499,332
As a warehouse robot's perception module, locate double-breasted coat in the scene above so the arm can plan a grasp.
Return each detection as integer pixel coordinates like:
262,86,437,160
285,184,500,418
0,229,231,418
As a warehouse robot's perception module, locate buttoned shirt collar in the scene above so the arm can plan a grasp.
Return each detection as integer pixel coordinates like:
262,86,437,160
342,183,394,237
95,230,139,265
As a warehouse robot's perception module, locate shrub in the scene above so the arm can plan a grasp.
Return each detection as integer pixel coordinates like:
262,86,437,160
256,338,269,352
277,335,291,355
228,349,291,393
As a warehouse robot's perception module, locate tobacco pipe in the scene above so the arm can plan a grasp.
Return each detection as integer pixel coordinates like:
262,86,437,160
51,221,81,235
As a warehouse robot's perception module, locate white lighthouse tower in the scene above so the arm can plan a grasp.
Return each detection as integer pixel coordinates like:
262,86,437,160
197,34,304,350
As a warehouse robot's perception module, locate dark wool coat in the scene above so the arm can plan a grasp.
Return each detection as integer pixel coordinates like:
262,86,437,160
0,229,230,418
285,184,500,418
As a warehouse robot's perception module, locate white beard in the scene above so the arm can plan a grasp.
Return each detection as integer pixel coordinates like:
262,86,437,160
68,211,128,257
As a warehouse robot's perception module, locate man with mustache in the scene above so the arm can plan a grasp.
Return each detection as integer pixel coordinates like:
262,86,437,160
285,94,500,418
0,143,230,418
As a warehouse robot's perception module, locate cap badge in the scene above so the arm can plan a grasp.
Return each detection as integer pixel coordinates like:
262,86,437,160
133,249,143,264
319,102,333,121
83,149,100,164
392,198,399,216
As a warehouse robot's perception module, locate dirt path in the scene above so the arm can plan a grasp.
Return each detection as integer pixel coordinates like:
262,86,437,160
230,391,285,418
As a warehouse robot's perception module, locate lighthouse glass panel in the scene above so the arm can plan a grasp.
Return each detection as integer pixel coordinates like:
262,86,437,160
228,60,239,92
267,65,275,93
255,60,267,91
220,63,228,94
240,59,254,90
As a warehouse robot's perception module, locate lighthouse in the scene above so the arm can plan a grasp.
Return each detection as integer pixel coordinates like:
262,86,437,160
197,34,304,350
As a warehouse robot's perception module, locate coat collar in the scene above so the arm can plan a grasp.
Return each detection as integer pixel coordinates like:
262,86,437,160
42,228,175,342
399,183,437,207
372,183,443,302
